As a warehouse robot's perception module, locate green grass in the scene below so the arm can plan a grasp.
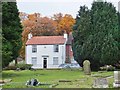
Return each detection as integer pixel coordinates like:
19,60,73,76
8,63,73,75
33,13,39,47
2,69,114,88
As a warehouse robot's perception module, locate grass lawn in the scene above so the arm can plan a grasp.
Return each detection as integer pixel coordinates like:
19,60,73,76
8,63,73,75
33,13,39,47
2,69,114,88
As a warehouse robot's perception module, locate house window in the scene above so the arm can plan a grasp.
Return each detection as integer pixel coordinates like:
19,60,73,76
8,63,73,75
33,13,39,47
31,57,37,65
32,45,37,53
53,57,59,65
54,45,59,52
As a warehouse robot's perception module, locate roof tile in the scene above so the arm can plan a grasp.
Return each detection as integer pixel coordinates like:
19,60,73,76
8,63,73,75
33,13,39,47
26,36,66,45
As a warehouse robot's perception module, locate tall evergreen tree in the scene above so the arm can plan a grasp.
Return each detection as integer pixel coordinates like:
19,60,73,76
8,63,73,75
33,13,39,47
72,1,120,70
72,6,91,66
90,2,119,68
2,2,22,67
118,12,120,55
0,2,2,70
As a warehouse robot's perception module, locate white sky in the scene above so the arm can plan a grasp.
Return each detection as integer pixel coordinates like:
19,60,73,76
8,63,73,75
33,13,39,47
16,0,120,18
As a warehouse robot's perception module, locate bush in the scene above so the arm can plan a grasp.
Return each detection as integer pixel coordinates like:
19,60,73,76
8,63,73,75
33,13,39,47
4,66,17,70
18,60,25,64
114,61,120,69
9,60,15,66
16,64,32,70
100,65,115,71
25,64,33,70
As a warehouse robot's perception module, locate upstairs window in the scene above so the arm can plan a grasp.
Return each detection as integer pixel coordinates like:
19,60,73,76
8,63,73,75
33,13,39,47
32,45,37,53
54,45,59,52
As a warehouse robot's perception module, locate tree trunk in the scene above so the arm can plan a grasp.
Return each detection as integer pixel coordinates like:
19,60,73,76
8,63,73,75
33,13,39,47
15,59,17,66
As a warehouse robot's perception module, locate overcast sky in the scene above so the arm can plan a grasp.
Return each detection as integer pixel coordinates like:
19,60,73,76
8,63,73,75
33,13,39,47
16,0,120,18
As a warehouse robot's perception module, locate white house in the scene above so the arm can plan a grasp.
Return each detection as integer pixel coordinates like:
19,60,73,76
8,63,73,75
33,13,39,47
25,33,73,69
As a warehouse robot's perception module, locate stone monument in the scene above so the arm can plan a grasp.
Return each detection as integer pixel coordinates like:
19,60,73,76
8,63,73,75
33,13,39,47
93,78,108,88
83,60,91,75
113,71,120,88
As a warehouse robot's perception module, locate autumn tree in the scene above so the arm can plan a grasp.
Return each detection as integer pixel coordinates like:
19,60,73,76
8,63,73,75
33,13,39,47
53,13,75,35
58,14,75,35
52,13,63,23
52,13,63,35
32,17,56,36
19,12,28,21
19,13,39,59
54,13,75,35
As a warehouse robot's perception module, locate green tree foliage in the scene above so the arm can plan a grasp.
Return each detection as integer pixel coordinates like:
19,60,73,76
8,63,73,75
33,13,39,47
73,5,91,66
118,12,120,54
72,1,120,70
2,2,22,67
0,2,2,70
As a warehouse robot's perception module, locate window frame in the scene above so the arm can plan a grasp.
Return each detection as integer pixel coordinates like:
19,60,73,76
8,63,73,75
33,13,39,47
32,45,37,53
53,57,59,65
53,45,59,52
31,57,37,65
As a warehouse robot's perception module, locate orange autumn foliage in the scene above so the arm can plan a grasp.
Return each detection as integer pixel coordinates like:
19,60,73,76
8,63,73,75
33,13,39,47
58,14,75,34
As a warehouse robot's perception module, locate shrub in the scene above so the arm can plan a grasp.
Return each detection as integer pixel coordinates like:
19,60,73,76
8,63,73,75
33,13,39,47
18,60,25,64
8,60,15,66
25,64,33,70
114,61,120,69
100,65,115,71
5,66,17,70
16,64,32,70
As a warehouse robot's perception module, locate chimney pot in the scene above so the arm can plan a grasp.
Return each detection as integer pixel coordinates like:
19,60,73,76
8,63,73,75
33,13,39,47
28,33,32,40
64,33,68,39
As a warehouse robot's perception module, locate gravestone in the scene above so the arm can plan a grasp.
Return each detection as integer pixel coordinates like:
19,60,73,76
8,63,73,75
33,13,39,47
93,78,108,88
26,78,40,86
113,71,120,88
83,60,91,75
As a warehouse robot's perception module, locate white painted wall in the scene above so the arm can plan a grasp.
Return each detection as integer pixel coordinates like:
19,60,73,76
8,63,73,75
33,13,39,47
26,44,66,69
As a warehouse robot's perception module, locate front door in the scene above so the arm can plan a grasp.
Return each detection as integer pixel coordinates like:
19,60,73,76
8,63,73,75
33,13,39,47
43,57,47,68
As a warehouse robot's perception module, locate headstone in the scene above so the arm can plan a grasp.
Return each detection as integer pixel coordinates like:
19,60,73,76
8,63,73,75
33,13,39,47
26,78,40,86
83,60,91,75
93,78,108,88
31,79,35,86
33,79,38,86
31,79,39,86
113,71,120,88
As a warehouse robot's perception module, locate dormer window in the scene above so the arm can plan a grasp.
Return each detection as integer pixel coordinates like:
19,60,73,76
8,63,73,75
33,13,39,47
54,45,59,52
32,45,37,53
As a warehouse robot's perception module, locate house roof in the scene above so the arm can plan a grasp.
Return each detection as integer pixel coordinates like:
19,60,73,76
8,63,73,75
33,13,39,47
26,36,66,45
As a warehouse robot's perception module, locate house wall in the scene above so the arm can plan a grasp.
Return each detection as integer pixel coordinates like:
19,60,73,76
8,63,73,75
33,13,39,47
66,45,74,63
26,44,66,69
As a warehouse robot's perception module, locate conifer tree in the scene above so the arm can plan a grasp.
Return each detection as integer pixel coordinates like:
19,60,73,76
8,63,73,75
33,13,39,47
72,1,120,70
2,2,22,67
